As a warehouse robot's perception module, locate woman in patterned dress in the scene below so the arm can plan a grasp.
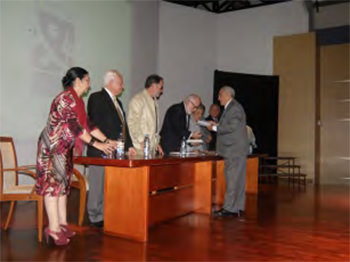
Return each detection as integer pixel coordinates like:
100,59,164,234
36,67,116,245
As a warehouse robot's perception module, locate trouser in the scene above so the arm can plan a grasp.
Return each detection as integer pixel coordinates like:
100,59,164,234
87,165,104,223
223,155,246,213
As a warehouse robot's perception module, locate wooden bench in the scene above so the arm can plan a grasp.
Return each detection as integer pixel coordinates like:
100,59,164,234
259,156,306,186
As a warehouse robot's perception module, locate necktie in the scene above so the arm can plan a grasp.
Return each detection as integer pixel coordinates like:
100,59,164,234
154,99,159,133
186,114,190,130
113,96,126,140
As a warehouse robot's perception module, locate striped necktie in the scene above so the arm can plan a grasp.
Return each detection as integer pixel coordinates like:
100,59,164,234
154,98,159,133
113,96,126,140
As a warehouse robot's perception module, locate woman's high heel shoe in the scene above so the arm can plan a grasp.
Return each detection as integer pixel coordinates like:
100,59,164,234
44,227,70,246
60,224,76,238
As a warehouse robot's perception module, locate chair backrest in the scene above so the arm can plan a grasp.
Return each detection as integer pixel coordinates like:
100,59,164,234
0,137,18,191
0,151,3,196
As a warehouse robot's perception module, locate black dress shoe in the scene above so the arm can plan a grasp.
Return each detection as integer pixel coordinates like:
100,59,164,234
90,221,104,228
213,208,239,217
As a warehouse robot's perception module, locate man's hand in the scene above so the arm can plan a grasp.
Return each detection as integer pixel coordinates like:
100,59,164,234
207,121,217,131
157,144,164,156
205,135,212,144
128,147,137,156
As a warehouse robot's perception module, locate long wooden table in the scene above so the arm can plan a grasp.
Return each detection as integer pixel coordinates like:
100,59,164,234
74,154,258,242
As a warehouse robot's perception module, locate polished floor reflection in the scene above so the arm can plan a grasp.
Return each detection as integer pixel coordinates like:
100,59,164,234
1,184,349,261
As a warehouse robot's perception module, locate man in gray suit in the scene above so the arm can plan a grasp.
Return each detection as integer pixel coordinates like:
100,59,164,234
208,86,249,217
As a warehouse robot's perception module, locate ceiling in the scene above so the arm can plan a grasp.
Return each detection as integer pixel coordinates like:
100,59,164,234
163,0,350,13
163,0,291,13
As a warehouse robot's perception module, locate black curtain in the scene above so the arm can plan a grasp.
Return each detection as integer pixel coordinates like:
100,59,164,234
213,70,279,157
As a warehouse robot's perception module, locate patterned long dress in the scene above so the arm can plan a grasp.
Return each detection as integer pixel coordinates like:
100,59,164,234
35,88,92,196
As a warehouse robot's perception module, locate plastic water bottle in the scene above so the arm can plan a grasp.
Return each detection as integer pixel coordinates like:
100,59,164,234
144,134,150,158
180,136,187,156
116,133,125,158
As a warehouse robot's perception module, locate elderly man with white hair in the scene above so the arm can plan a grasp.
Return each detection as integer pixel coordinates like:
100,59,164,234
208,86,249,217
160,94,203,154
86,70,136,228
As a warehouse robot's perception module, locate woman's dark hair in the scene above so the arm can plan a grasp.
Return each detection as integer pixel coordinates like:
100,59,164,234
145,74,163,89
62,67,89,89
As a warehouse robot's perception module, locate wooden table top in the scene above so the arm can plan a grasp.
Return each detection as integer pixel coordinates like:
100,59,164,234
74,153,259,168
74,153,220,168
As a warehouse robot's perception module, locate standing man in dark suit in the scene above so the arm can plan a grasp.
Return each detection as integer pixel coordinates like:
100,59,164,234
208,86,248,217
86,70,136,227
205,104,221,151
160,94,202,154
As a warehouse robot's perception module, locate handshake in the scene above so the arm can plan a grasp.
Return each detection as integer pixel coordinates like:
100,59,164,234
206,120,218,132
197,120,218,131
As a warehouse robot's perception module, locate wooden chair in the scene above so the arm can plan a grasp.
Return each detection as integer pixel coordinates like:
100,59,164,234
71,167,88,226
0,136,88,242
0,137,43,242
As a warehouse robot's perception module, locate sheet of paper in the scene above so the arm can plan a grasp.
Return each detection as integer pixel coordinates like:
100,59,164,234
197,120,211,127
186,139,203,144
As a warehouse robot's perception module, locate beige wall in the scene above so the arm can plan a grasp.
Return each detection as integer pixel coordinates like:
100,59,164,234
274,33,316,181
319,44,350,184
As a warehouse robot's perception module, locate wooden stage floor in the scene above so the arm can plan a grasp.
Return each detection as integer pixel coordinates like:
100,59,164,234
1,184,349,261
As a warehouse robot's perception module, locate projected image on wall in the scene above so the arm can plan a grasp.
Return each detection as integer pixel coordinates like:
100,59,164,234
33,8,75,73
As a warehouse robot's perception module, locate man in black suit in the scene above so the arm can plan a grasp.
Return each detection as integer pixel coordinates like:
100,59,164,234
86,70,136,227
205,104,221,151
160,94,202,154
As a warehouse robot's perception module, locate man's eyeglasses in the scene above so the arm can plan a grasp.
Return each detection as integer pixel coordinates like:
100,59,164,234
189,100,199,109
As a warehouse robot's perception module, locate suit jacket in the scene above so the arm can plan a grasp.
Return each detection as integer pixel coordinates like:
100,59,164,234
86,88,133,157
127,89,160,153
160,102,191,154
205,115,219,151
216,99,249,158
188,116,210,151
